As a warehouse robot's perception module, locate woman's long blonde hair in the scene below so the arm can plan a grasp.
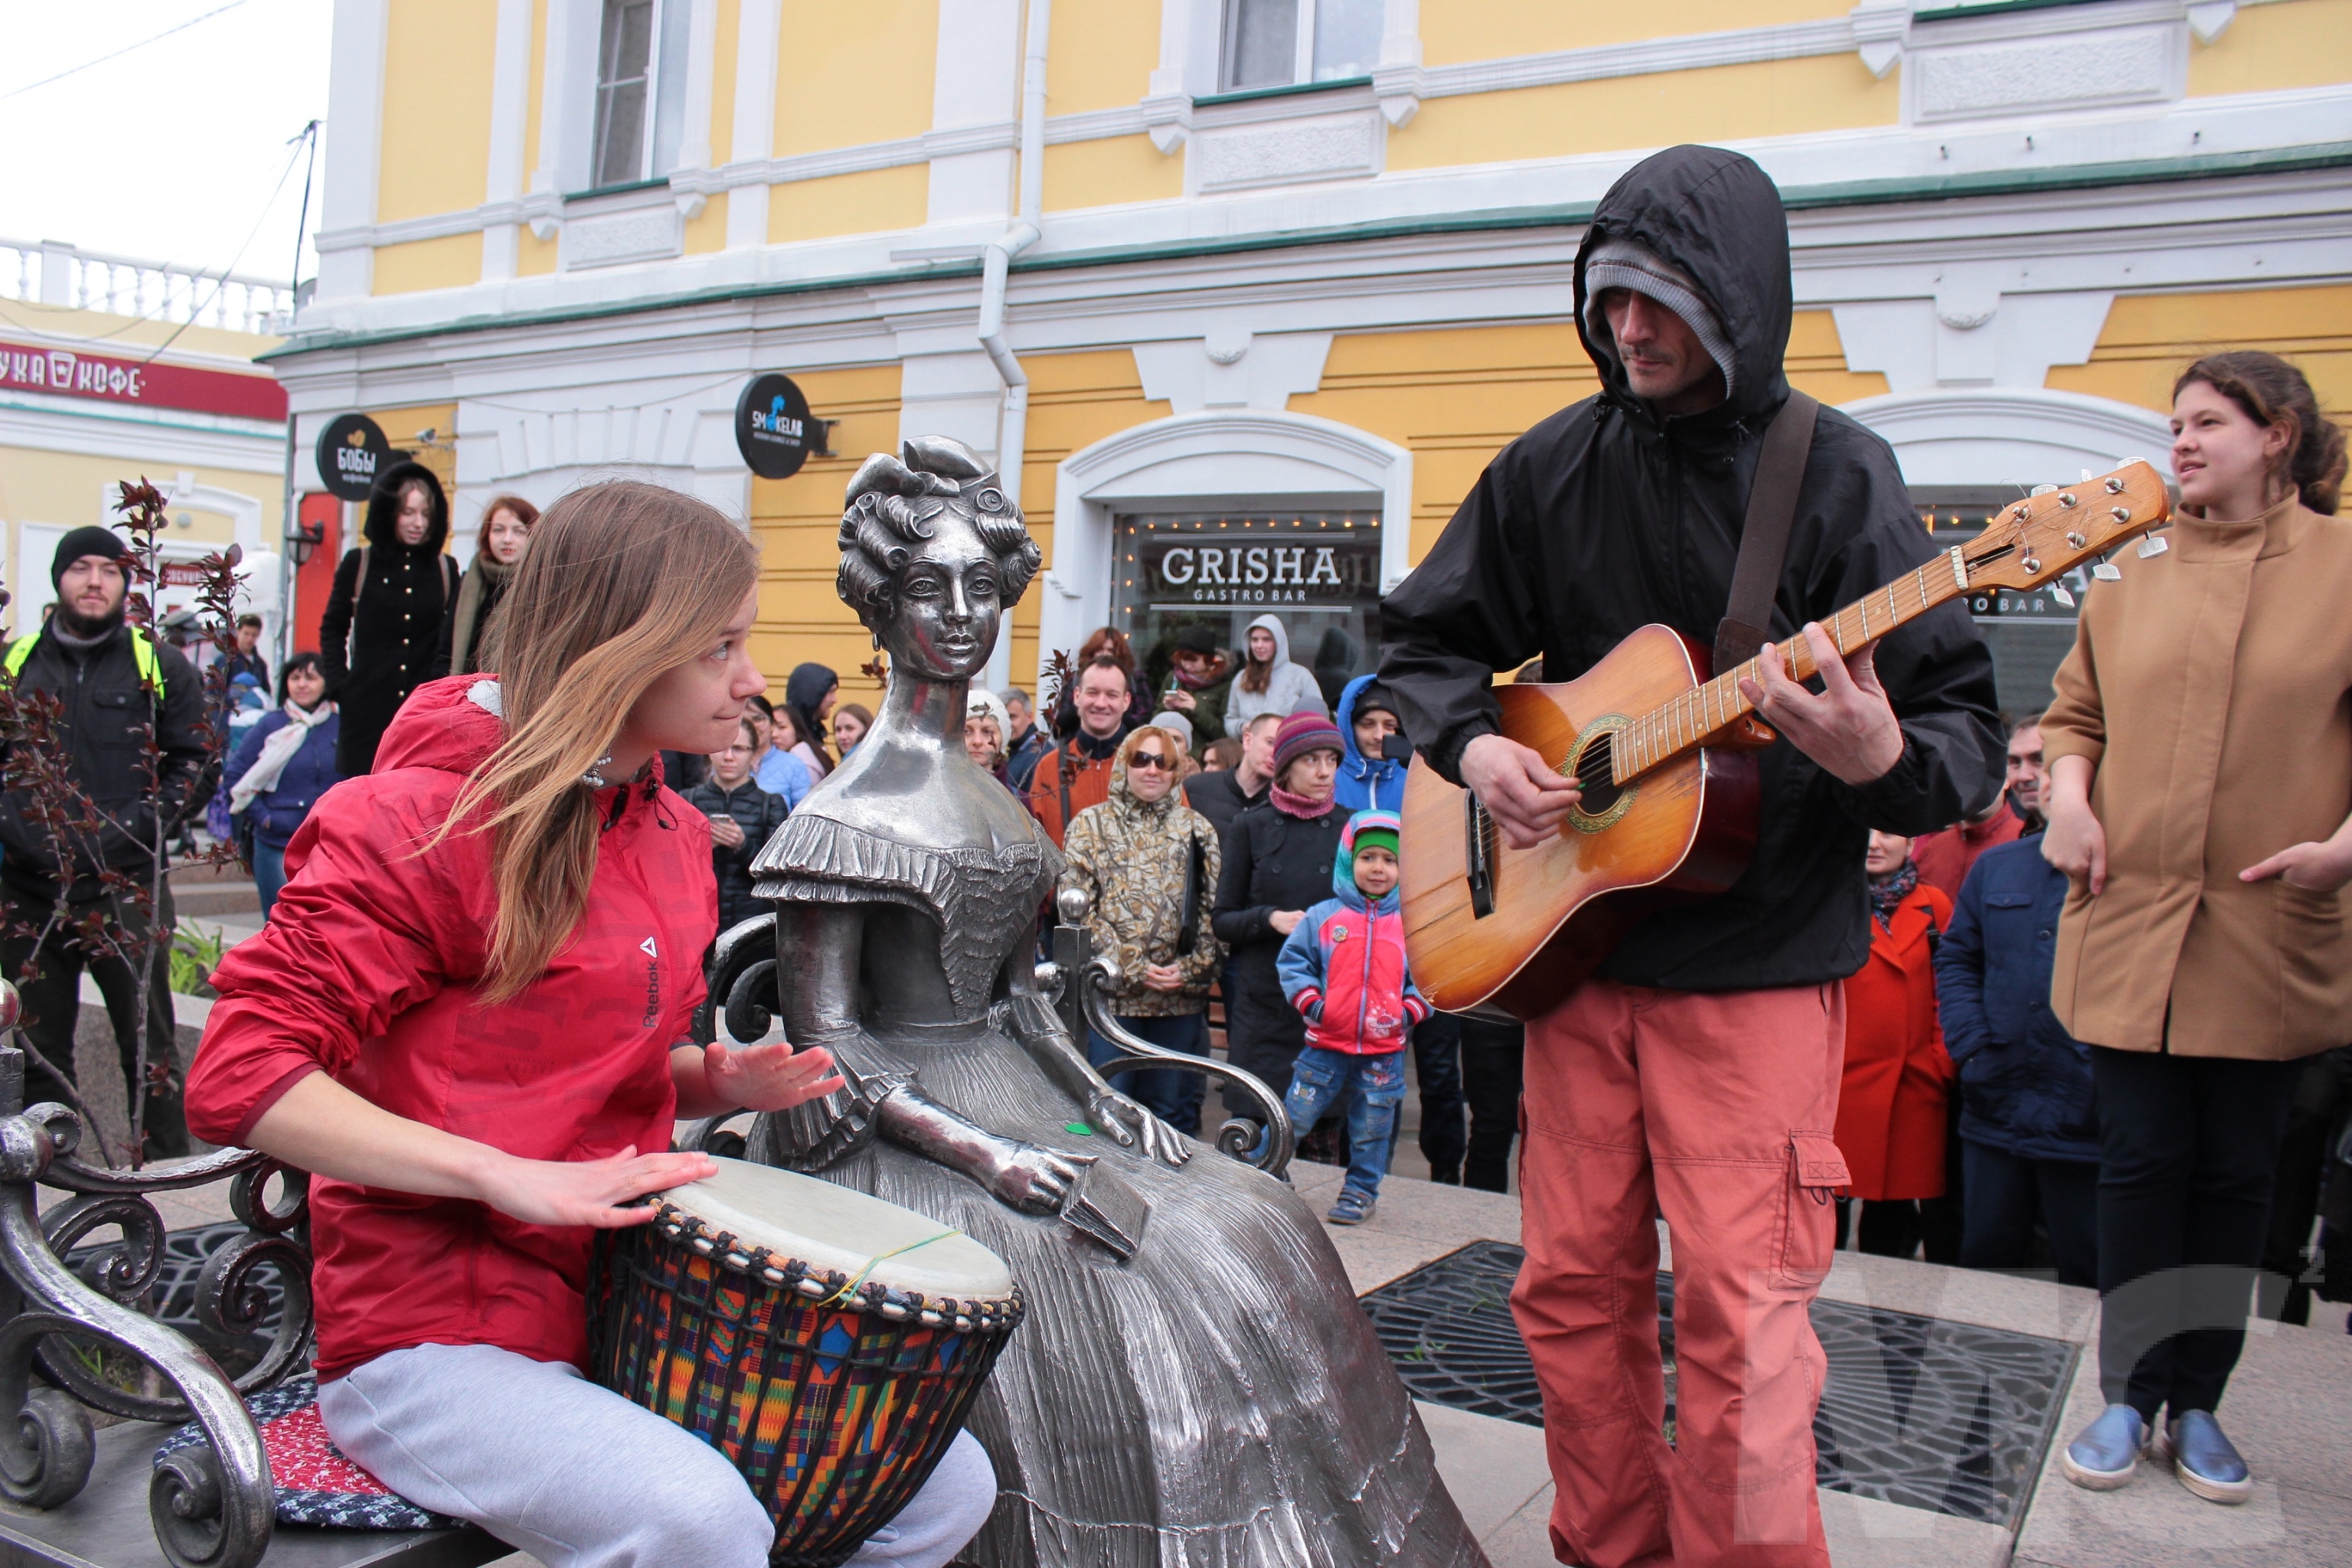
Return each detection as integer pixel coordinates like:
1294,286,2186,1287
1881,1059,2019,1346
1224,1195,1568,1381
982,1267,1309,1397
435,481,759,1001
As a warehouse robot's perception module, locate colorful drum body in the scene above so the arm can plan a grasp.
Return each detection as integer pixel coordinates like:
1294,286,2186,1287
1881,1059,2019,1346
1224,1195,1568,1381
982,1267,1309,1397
587,1158,1022,1568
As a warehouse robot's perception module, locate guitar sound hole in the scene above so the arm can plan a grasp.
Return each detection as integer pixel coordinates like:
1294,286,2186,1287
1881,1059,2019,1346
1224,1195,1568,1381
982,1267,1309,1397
1572,732,1623,818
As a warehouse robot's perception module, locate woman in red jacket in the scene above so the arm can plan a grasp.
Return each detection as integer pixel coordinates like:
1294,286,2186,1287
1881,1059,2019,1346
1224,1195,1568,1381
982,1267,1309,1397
1833,829,1958,1261
186,483,995,1568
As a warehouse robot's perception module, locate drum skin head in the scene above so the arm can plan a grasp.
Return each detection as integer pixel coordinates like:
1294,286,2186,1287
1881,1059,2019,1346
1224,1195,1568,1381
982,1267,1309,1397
663,1157,1014,1300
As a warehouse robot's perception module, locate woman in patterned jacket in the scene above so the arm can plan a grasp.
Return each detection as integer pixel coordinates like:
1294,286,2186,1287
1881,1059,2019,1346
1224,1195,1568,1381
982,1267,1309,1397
1059,723,1223,1135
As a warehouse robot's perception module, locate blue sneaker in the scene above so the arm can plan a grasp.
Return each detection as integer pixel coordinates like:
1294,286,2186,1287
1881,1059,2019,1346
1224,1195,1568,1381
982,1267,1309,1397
2060,1404,2148,1490
2167,1410,2254,1504
1327,1189,1377,1226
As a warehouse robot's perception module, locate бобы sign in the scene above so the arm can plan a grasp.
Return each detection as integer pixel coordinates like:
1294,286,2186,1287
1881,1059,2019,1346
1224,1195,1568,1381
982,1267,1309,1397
315,413,394,501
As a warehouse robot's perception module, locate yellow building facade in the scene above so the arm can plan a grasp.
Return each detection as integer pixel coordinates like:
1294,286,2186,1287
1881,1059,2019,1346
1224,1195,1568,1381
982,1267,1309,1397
0,244,291,644
274,0,2352,711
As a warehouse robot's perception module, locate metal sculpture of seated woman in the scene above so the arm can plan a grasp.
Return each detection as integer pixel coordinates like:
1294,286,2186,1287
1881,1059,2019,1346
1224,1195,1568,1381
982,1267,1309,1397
746,436,1484,1568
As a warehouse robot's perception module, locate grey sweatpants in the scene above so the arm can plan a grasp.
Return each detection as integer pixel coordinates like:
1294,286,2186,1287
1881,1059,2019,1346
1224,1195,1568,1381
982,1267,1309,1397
318,1344,997,1568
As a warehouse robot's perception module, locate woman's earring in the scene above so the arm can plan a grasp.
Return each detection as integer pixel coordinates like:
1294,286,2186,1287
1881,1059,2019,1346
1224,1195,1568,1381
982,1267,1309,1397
582,754,614,789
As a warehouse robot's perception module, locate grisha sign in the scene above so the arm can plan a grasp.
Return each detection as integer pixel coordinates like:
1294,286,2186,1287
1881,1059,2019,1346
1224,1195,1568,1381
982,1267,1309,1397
315,413,394,502
1144,537,1376,606
735,373,815,480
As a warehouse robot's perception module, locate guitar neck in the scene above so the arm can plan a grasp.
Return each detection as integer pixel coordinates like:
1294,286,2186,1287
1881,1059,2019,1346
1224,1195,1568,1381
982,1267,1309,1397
1608,546,1975,786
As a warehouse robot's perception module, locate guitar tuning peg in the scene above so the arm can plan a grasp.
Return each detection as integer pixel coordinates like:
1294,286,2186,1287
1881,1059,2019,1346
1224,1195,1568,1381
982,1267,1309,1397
2050,583,2076,608
2137,534,2169,558
2080,469,2094,482
2093,562,2122,580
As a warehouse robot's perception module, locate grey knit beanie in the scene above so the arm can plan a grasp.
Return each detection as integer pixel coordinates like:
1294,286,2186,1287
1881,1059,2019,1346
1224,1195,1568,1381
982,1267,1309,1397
1583,239,1737,400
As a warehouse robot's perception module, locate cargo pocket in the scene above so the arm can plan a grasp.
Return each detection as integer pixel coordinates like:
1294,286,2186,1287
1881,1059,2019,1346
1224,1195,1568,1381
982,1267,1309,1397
1773,1133,1850,1289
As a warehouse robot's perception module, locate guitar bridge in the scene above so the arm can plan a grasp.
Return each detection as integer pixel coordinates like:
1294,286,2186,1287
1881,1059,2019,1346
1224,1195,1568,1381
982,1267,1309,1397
1465,795,1496,919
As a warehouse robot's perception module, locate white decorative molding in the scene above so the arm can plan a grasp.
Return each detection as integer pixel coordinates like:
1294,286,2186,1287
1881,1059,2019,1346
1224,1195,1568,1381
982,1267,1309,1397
2187,1,2239,43
727,0,782,247
560,205,686,270
1376,0,1423,126
1832,289,2115,392
1851,0,1909,80
316,0,388,302
1192,113,1383,194
481,0,537,281
1907,21,2183,125
1842,387,2174,488
1131,332,1334,413
1040,408,1413,684
927,0,1021,227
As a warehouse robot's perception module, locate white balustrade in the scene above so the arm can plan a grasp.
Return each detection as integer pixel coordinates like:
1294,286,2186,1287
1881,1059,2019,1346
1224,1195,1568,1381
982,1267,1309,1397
0,239,293,335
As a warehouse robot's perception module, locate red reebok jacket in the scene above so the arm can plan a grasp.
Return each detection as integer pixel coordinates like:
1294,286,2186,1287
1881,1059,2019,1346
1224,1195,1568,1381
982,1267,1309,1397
186,677,715,1380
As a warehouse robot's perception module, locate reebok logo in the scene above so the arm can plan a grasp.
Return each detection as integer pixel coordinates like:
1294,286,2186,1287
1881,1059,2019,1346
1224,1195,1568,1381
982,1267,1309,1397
640,936,662,1027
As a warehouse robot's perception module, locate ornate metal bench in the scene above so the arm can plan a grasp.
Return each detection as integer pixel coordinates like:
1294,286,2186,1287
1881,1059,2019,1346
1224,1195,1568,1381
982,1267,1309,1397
0,982,502,1568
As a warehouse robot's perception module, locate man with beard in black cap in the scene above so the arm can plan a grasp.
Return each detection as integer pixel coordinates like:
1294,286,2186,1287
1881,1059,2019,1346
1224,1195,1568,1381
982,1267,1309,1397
1,526,208,1157
1381,145,2002,1568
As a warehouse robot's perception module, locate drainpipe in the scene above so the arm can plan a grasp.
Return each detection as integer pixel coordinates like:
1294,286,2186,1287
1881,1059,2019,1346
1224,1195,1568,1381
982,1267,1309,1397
979,0,1048,693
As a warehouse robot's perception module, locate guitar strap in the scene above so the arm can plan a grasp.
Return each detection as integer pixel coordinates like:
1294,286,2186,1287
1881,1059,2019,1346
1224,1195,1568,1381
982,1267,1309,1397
1712,389,1820,676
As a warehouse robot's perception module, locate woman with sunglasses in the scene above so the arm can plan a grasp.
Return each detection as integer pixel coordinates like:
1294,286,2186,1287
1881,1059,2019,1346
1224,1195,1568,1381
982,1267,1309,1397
1058,724,1223,1137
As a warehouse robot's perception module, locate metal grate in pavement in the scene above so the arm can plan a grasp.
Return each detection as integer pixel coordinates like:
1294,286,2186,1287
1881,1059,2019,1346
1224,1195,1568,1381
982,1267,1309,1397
1360,1239,2076,1528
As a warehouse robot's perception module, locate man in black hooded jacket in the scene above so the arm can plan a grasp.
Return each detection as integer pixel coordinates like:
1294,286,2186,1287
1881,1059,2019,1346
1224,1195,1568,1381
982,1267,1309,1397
1380,146,2001,1568
1,527,208,1157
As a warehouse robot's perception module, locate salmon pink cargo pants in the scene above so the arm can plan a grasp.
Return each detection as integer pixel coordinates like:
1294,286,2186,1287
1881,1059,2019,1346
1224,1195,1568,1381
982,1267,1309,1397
1511,979,1849,1568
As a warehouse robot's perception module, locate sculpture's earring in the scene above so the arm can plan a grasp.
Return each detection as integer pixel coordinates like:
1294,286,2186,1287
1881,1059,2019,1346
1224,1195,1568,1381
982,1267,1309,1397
581,753,615,789
872,632,883,651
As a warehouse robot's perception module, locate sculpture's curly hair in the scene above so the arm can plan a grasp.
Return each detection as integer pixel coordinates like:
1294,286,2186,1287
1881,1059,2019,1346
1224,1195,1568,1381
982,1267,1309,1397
837,436,1041,629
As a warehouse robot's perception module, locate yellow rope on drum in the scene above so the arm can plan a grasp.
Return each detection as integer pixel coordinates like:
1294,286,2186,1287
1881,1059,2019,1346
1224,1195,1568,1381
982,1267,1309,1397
821,1229,965,1308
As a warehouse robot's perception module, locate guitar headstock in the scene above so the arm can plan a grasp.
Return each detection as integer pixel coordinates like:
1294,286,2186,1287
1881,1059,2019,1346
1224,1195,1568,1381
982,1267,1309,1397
1961,459,2173,592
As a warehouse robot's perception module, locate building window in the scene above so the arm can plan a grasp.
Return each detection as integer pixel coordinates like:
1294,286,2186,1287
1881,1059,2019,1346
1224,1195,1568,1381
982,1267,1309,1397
1220,0,1383,93
590,0,691,189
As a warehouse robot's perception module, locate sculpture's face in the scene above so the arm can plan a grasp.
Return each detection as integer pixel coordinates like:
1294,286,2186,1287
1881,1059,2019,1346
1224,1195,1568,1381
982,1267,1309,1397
887,514,1001,681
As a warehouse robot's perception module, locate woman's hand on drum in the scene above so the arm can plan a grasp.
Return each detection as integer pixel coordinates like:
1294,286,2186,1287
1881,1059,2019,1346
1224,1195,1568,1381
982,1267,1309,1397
1086,1086,1191,1167
474,1145,719,1229
686,1038,846,1117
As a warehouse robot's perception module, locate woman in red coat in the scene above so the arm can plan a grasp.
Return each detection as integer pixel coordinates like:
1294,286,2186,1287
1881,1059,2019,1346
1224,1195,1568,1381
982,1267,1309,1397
1834,829,1956,1261
186,482,997,1568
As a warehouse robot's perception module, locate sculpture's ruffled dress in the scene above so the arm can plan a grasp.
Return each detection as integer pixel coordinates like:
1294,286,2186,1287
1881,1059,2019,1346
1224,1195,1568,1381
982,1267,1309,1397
751,808,1485,1568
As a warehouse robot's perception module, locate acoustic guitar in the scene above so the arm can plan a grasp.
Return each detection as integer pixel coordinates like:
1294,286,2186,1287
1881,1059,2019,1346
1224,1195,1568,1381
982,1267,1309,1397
1399,459,2173,1019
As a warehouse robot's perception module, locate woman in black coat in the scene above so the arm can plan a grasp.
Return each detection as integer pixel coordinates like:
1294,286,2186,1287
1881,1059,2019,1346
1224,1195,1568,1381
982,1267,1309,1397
319,460,456,778
1211,711,1351,1112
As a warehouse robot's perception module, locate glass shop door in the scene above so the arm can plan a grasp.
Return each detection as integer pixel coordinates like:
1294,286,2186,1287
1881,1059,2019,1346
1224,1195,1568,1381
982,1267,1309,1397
1110,510,1384,717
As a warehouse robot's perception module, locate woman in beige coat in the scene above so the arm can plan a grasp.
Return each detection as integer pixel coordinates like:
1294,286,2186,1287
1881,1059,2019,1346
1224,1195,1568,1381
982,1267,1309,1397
2043,351,2351,1504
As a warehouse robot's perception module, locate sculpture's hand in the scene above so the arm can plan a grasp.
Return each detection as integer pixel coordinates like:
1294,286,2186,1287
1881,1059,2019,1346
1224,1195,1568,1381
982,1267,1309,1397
985,1141,1089,1214
1086,1086,1191,1168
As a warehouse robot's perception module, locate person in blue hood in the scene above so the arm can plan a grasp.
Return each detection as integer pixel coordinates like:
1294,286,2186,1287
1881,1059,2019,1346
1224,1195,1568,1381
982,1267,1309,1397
1331,674,1469,1179
1332,675,1407,813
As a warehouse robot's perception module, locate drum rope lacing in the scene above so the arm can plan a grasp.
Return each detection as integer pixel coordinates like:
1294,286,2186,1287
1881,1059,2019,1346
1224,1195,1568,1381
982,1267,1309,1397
652,1197,1025,1332
819,1229,965,1308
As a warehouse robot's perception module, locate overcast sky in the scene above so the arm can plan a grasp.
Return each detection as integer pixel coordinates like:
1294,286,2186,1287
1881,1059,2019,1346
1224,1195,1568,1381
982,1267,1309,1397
0,0,333,286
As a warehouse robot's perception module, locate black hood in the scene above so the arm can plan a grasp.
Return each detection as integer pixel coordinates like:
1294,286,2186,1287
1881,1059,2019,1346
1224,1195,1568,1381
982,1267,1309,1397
361,459,450,555
1574,145,1792,428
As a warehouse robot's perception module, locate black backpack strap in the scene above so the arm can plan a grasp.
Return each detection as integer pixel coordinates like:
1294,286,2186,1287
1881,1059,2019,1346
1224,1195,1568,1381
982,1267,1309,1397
1176,823,1206,956
1057,742,1076,836
1713,390,1820,676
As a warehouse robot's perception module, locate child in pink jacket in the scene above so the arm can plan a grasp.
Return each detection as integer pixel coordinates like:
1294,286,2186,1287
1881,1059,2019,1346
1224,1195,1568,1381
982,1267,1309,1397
1276,810,1431,1224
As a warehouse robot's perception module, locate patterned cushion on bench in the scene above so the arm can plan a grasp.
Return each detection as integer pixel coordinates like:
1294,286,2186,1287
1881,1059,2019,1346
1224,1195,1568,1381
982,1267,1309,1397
154,1377,459,1531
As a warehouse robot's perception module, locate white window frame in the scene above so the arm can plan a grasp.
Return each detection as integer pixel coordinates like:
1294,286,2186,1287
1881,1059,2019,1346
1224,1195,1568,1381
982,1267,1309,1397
588,0,691,191
1217,0,1390,95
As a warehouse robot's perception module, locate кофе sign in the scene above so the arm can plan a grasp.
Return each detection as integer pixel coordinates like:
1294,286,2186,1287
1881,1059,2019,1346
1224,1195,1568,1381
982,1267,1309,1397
1142,533,1380,607
735,373,817,480
315,413,394,501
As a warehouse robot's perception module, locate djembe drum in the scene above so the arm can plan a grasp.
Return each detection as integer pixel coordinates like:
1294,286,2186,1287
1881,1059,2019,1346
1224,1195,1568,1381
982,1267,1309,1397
587,1158,1023,1567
